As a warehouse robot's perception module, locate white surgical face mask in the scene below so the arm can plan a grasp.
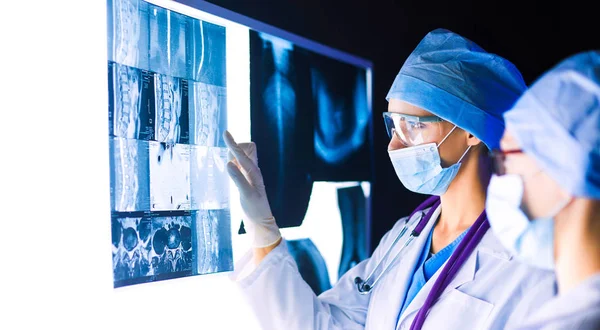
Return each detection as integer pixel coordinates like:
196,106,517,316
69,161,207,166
486,174,570,270
388,126,471,196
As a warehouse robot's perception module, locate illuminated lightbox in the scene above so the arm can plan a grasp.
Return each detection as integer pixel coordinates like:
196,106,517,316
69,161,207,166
107,0,231,288
106,0,373,288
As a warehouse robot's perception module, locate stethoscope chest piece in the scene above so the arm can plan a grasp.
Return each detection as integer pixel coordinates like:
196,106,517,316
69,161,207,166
354,276,372,294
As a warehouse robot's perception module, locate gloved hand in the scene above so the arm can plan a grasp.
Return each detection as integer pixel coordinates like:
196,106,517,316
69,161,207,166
223,130,281,248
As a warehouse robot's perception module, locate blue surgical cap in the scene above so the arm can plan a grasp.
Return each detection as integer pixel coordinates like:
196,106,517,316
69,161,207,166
386,28,527,149
505,51,600,199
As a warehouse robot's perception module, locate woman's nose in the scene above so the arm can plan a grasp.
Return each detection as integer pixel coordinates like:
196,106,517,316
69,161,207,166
388,131,406,151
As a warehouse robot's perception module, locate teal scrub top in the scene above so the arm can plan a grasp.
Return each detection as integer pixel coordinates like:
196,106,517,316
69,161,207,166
397,226,469,322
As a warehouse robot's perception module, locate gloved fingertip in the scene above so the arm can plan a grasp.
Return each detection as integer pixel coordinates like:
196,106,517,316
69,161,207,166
226,161,240,176
226,160,235,169
223,130,236,146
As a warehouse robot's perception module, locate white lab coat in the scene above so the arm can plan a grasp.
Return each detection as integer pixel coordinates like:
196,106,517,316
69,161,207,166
230,206,556,330
507,274,600,330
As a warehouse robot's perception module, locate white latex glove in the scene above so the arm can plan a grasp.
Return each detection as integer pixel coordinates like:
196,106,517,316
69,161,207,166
223,130,281,248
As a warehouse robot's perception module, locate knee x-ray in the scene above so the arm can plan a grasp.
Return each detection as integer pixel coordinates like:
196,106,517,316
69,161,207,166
107,0,231,287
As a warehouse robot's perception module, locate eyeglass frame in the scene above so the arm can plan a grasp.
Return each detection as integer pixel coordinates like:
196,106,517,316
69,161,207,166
489,148,524,175
382,112,445,140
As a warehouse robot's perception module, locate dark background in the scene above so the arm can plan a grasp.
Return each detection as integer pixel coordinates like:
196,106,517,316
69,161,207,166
203,0,595,252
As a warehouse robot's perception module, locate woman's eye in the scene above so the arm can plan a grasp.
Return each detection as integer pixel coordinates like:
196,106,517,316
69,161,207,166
410,122,426,129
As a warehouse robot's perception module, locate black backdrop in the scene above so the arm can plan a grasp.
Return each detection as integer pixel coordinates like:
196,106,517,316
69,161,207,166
200,0,596,253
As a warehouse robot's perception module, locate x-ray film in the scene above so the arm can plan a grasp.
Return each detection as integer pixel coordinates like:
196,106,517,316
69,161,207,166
310,55,371,181
108,0,231,287
248,30,314,228
249,30,372,193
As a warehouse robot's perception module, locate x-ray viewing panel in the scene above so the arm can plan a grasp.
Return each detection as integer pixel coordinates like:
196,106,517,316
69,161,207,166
107,0,232,288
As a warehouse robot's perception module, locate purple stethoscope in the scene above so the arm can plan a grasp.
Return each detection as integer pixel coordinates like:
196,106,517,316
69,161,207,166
354,195,490,330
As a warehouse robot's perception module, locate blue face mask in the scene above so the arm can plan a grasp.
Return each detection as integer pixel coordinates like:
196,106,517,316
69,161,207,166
486,174,571,270
388,126,471,196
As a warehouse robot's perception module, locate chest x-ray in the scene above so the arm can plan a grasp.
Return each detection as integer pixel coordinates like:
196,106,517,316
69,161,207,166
107,0,231,287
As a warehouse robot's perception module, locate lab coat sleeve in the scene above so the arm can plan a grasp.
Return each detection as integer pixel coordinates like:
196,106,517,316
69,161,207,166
230,217,411,330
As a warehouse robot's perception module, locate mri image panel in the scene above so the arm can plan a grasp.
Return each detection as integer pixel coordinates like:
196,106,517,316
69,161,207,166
108,0,227,85
107,0,150,70
190,146,229,210
189,82,227,147
310,54,371,181
188,20,227,86
112,213,193,288
110,137,151,212
153,74,190,144
149,6,189,79
149,142,191,211
108,62,155,140
194,209,233,275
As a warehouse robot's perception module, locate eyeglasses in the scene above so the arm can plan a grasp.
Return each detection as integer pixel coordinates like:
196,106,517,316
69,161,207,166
489,149,524,175
383,112,444,146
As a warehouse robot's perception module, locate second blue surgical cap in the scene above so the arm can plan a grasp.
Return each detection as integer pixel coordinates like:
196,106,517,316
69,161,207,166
386,28,527,149
505,51,600,199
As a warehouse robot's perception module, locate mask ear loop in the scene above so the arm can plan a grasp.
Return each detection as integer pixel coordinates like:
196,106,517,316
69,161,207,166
436,125,472,164
457,145,472,164
544,196,573,219
436,125,458,147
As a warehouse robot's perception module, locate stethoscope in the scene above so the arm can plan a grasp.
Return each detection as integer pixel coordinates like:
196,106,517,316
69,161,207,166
354,195,491,330
354,196,441,294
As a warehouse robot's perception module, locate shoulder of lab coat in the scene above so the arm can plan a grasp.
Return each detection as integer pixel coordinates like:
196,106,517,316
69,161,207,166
229,209,426,330
508,273,600,330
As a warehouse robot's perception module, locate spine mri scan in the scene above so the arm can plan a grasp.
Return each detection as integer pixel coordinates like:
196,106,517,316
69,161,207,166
107,0,232,287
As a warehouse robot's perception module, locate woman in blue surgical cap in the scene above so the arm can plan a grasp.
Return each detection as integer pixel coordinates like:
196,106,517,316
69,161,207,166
225,28,554,330
486,51,600,329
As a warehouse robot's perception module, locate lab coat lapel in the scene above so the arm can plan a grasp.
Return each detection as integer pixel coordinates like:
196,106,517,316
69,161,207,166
366,208,438,330
396,229,482,327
